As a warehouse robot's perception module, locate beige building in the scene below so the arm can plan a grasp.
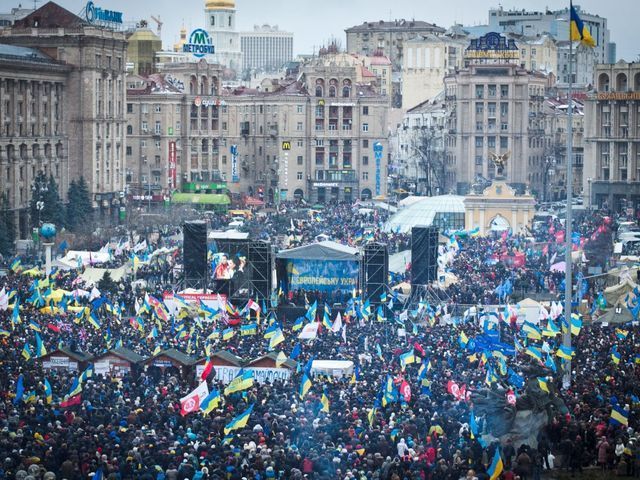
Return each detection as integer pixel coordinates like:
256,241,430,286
444,33,549,195
0,2,127,230
464,180,536,235
584,62,640,211
0,44,70,238
517,34,558,75
402,34,467,110
125,61,389,203
345,19,445,72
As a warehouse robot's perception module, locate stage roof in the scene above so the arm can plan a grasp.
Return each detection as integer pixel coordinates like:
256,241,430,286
276,240,359,261
208,230,250,240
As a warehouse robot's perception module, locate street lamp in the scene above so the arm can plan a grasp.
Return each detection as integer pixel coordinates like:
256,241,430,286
587,177,593,210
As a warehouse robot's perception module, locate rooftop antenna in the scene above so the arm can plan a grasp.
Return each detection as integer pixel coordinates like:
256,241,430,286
150,15,163,36
32,0,41,10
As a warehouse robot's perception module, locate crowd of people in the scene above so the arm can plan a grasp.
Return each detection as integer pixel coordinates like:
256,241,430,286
0,203,637,480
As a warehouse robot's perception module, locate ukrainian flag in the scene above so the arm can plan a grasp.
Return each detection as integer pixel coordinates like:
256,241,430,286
292,316,305,331
223,403,254,434
21,343,32,361
570,313,582,336
525,346,542,363
570,4,596,47
44,378,53,404
616,328,629,340
399,348,416,368
610,404,629,426
458,331,469,348
35,332,47,357
611,346,621,365
241,323,257,336
367,407,376,426
320,389,330,413
224,370,254,395
556,344,574,360
87,311,101,330
487,447,504,480
522,321,542,340
28,320,42,332
222,328,235,341
200,388,221,415
299,372,312,399
537,377,550,394
268,328,285,350
543,319,560,337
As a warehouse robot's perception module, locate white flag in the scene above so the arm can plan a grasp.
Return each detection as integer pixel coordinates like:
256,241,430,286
342,324,347,343
331,312,342,333
180,382,209,416
89,287,101,301
0,287,7,311
298,321,319,340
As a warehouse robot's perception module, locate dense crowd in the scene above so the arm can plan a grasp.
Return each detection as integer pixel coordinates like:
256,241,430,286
0,205,637,480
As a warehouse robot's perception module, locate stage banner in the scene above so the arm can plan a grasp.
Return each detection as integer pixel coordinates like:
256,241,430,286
286,259,358,292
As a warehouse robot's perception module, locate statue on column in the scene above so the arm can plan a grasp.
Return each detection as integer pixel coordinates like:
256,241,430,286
489,151,510,179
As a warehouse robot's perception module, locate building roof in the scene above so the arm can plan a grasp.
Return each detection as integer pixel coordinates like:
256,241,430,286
100,347,146,364
246,352,297,369
367,55,392,66
0,44,58,63
277,240,359,261
149,348,196,366
346,19,445,34
13,1,85,29
384,195,466,233
211,350,244,366
40,347,93,363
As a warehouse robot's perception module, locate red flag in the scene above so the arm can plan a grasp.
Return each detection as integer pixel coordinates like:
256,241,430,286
46,323,61,333
506,389,516,406
400,380,411,403
60,394,82,408
200,360,214,381
447,380,460,399
180,396,200,416
413,342,425,357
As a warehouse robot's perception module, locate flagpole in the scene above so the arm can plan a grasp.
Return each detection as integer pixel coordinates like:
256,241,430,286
562,2,575,389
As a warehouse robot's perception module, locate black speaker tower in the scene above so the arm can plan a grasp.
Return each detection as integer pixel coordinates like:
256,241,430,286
411,226,438,286
363,242,389,304
183,221,208,289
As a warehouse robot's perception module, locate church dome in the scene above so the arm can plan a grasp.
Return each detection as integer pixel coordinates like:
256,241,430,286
205,0,235,9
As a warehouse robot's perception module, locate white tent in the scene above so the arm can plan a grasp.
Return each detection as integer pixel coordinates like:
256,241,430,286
310,360,354,378
517,298,543,325
79,265,129,286
63,250,111,266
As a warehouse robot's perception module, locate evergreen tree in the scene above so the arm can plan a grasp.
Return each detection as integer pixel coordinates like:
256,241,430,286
29,172,65,228
97,271,117,294
66,177,93,232
0,192,15,257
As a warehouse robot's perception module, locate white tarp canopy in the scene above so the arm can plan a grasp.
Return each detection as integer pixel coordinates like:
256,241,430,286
310,360,354,378
63,250,111,266
79,265,129,286
517,298,543,325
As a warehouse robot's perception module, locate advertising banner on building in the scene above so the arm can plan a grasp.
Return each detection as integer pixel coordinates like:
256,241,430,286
230,144,239,183
168,141,177,189
286,259,358,293
374,142,383,196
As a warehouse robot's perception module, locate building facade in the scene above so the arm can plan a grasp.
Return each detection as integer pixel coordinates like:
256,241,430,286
126,27,162,76
0,44,70,239
125,62,389,203
345,19,445,72
402,34,467,110
205,0,242,72
444,34,549,195
240,25,293,74
0,2,127,226
584,62,640,211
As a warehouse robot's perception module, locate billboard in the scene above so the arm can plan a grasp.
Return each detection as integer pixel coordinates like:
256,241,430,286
168,141,177,189
286,259,358,293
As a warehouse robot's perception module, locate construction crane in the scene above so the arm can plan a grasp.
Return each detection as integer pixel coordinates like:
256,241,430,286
150,15,162,36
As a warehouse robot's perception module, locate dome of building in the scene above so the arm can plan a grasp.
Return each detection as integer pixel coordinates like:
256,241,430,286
384,194,466,233
205,0,235,9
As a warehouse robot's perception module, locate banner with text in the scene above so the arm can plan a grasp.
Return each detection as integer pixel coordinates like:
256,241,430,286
286,259,358,293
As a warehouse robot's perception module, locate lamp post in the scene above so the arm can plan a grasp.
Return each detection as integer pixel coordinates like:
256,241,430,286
587,177,593,210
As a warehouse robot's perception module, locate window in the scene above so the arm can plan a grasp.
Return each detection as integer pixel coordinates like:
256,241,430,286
362,156,369,165
154,104,161,113
488,137,496,148
297,139,303,147
475,85,484,99
500,137,508,149
363,139,369,148
127,103,133,113
362,171,369,180
501,122,508,131
475,103,484,114
211,15,215,26
141,121,148,132
155,140,161,149
296,122,303,131
475,155,483,165
500,85,509,97
155,121,161,134
500,103,508,116
141,140,146,148
126,146,132,156
362,123,369,132
363,106,369,115
297,171,303,180
127,125,132,135
297,105,303,113
488,84,496,97
475,137,483,147
297,156,303,165
316,139,324,146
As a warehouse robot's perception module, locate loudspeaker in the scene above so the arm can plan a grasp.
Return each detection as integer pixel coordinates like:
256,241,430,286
411,226,438,285
183,221,207,287
363,243,388,303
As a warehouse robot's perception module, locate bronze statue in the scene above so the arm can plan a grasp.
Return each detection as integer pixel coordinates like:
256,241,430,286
489,151,510,177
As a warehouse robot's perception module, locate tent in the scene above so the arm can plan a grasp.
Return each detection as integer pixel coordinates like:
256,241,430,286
276,241,358,261
310,360,354,378
604,279,637,306
79,265,130,286
63,250,111,266
517,298,543,325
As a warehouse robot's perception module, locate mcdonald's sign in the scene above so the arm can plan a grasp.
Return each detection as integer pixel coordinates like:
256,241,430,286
281,141,292,151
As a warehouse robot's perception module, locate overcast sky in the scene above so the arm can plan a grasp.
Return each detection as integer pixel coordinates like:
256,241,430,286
27,0,638,61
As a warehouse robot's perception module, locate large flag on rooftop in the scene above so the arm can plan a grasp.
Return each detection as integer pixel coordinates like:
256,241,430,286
569,4,596,47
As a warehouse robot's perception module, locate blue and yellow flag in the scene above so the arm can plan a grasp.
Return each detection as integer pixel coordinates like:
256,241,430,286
35,332,47,357
570,313,582,336
525,346,542,363
21,342,32,361
43,378,53,404
522,321,542,340
320,388,330,413
487,447,504,480
13,374,24,405
611,345,621,365
222,328,235,341
224,370,254,395
570,4,596,47
268,328,285,350
299,372,312,399
556,344,574,360
200,388,221,415
610,404,629,426
538,377,550,393
223,403,254,434
240,323,257,336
